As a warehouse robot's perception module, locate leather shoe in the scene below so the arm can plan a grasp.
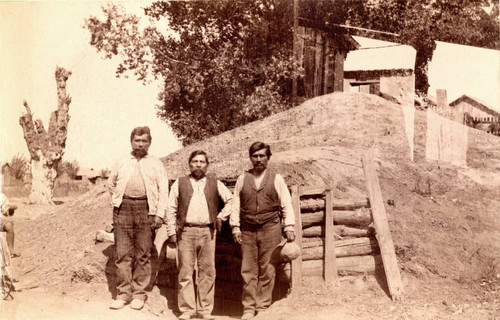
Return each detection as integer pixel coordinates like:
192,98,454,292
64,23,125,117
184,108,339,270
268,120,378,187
202,314,215,320
109,299,128,310
241,312,254,320
178,314,191,320
130,298,145,310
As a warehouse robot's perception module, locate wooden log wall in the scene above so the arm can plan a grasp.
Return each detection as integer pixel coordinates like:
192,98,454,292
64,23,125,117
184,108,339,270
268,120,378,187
296,191,383,278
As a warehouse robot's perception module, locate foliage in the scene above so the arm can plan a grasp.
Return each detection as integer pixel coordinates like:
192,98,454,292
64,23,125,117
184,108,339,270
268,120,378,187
100,168,111,178
85,0,296,145
57,160,80,179
346,0,500,94
85,0,499,143
8,153,29,180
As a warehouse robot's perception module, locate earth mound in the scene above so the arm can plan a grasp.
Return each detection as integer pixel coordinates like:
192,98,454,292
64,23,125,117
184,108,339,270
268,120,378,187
10,92,500,319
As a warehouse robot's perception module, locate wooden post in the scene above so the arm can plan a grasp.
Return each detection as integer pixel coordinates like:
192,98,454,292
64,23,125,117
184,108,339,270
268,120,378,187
436,89,449,113
361,154,404,300
291,185,302,291
323,189,337,283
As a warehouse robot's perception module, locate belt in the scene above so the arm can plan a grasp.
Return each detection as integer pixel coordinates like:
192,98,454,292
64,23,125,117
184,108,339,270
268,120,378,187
184,222,213,228
123,195,147,200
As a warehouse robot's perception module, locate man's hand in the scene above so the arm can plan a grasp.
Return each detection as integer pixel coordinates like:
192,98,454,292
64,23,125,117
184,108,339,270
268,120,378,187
216,218,223,233
149,216,163,230
168,235,177,243
233,232,242,244
285,230,295,242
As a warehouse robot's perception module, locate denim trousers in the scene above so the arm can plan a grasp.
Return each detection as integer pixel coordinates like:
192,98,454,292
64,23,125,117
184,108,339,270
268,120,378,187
177,226,216,316
241,217,282,313
113,198,152,301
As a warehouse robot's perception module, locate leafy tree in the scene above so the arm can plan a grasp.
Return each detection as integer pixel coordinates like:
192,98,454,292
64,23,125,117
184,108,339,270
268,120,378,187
100,168,111,178
9,153,29,180
85,0,296,145
85,0,499,144
56,160,80,179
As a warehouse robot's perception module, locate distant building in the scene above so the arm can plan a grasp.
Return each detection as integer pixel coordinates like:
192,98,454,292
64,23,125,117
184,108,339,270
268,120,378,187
428,41,500,114
449,95,500,134
75,168,101,184
295,19,359,99
343,36,416,106
450,95,500,121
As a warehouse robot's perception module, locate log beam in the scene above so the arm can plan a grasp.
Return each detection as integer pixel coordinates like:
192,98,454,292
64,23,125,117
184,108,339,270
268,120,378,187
302,237,379,261
302,225,373,238
303,254,382,276
301,208,372,228
300,198,370,212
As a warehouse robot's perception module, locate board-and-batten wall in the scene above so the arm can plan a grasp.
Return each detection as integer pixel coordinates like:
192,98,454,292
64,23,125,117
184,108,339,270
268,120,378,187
296,26,346,98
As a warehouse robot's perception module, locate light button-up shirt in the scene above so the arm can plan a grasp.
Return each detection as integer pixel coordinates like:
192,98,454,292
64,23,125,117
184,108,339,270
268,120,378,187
166,176,233,236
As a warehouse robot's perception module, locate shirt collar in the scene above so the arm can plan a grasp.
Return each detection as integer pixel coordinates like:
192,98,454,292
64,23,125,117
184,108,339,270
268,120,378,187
190,176,207,183
129,153,149,160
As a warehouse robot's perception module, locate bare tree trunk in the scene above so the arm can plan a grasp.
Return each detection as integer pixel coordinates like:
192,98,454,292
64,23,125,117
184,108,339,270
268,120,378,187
19,67,72,204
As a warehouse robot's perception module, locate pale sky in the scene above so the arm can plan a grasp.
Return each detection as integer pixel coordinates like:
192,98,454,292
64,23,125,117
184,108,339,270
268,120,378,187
0,1,182,170
428,41,500,111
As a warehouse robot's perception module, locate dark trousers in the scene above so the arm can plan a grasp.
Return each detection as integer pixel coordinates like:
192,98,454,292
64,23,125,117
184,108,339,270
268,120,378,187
113,198,152,301
240,217,282,313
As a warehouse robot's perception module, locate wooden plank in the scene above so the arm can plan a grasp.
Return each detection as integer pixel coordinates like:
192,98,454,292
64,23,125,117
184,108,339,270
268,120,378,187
291,185,302,292
362,153,404,300
323,189,337,283
292,0,299,106
314,32,323,97
303,254,382,276
333,49,344,92
300,188,325,197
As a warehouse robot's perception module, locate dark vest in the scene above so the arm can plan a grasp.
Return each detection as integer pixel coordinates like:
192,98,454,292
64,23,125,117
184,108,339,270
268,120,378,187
177,175,219,233
240,170,281,225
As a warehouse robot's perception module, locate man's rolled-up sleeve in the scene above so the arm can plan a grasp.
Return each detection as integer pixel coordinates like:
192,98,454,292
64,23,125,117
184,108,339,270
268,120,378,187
229,175,244,234
165,180,179,237
275,174,295,232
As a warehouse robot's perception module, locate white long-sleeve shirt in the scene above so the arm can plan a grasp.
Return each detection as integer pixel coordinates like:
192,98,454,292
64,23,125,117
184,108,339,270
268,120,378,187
166,176,233,237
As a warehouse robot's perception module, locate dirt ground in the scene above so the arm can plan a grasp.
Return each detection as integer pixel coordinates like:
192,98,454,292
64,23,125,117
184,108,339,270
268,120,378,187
2,93,499,319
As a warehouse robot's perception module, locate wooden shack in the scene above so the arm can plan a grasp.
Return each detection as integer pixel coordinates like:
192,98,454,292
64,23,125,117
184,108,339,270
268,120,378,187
295,19,359,99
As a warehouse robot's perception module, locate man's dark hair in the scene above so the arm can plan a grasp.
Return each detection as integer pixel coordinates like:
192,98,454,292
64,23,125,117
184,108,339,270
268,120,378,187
249,141,272,158
130,126,152,142
188,150,209,165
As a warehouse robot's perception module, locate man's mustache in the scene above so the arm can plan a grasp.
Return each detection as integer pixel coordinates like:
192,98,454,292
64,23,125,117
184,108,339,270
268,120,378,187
191,169,206,180
132,148,148,158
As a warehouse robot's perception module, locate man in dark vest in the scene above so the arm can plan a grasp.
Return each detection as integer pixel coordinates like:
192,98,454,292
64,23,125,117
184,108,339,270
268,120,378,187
230,142,295,320
166,150,233,320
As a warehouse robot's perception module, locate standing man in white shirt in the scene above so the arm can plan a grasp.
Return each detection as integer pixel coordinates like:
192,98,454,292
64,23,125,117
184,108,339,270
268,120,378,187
166,150,233,320
107,126,169,310
230,142,295,320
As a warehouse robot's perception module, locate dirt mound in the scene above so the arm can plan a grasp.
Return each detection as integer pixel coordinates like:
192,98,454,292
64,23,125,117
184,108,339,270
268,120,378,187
12,185,114,288
10,92,500,318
